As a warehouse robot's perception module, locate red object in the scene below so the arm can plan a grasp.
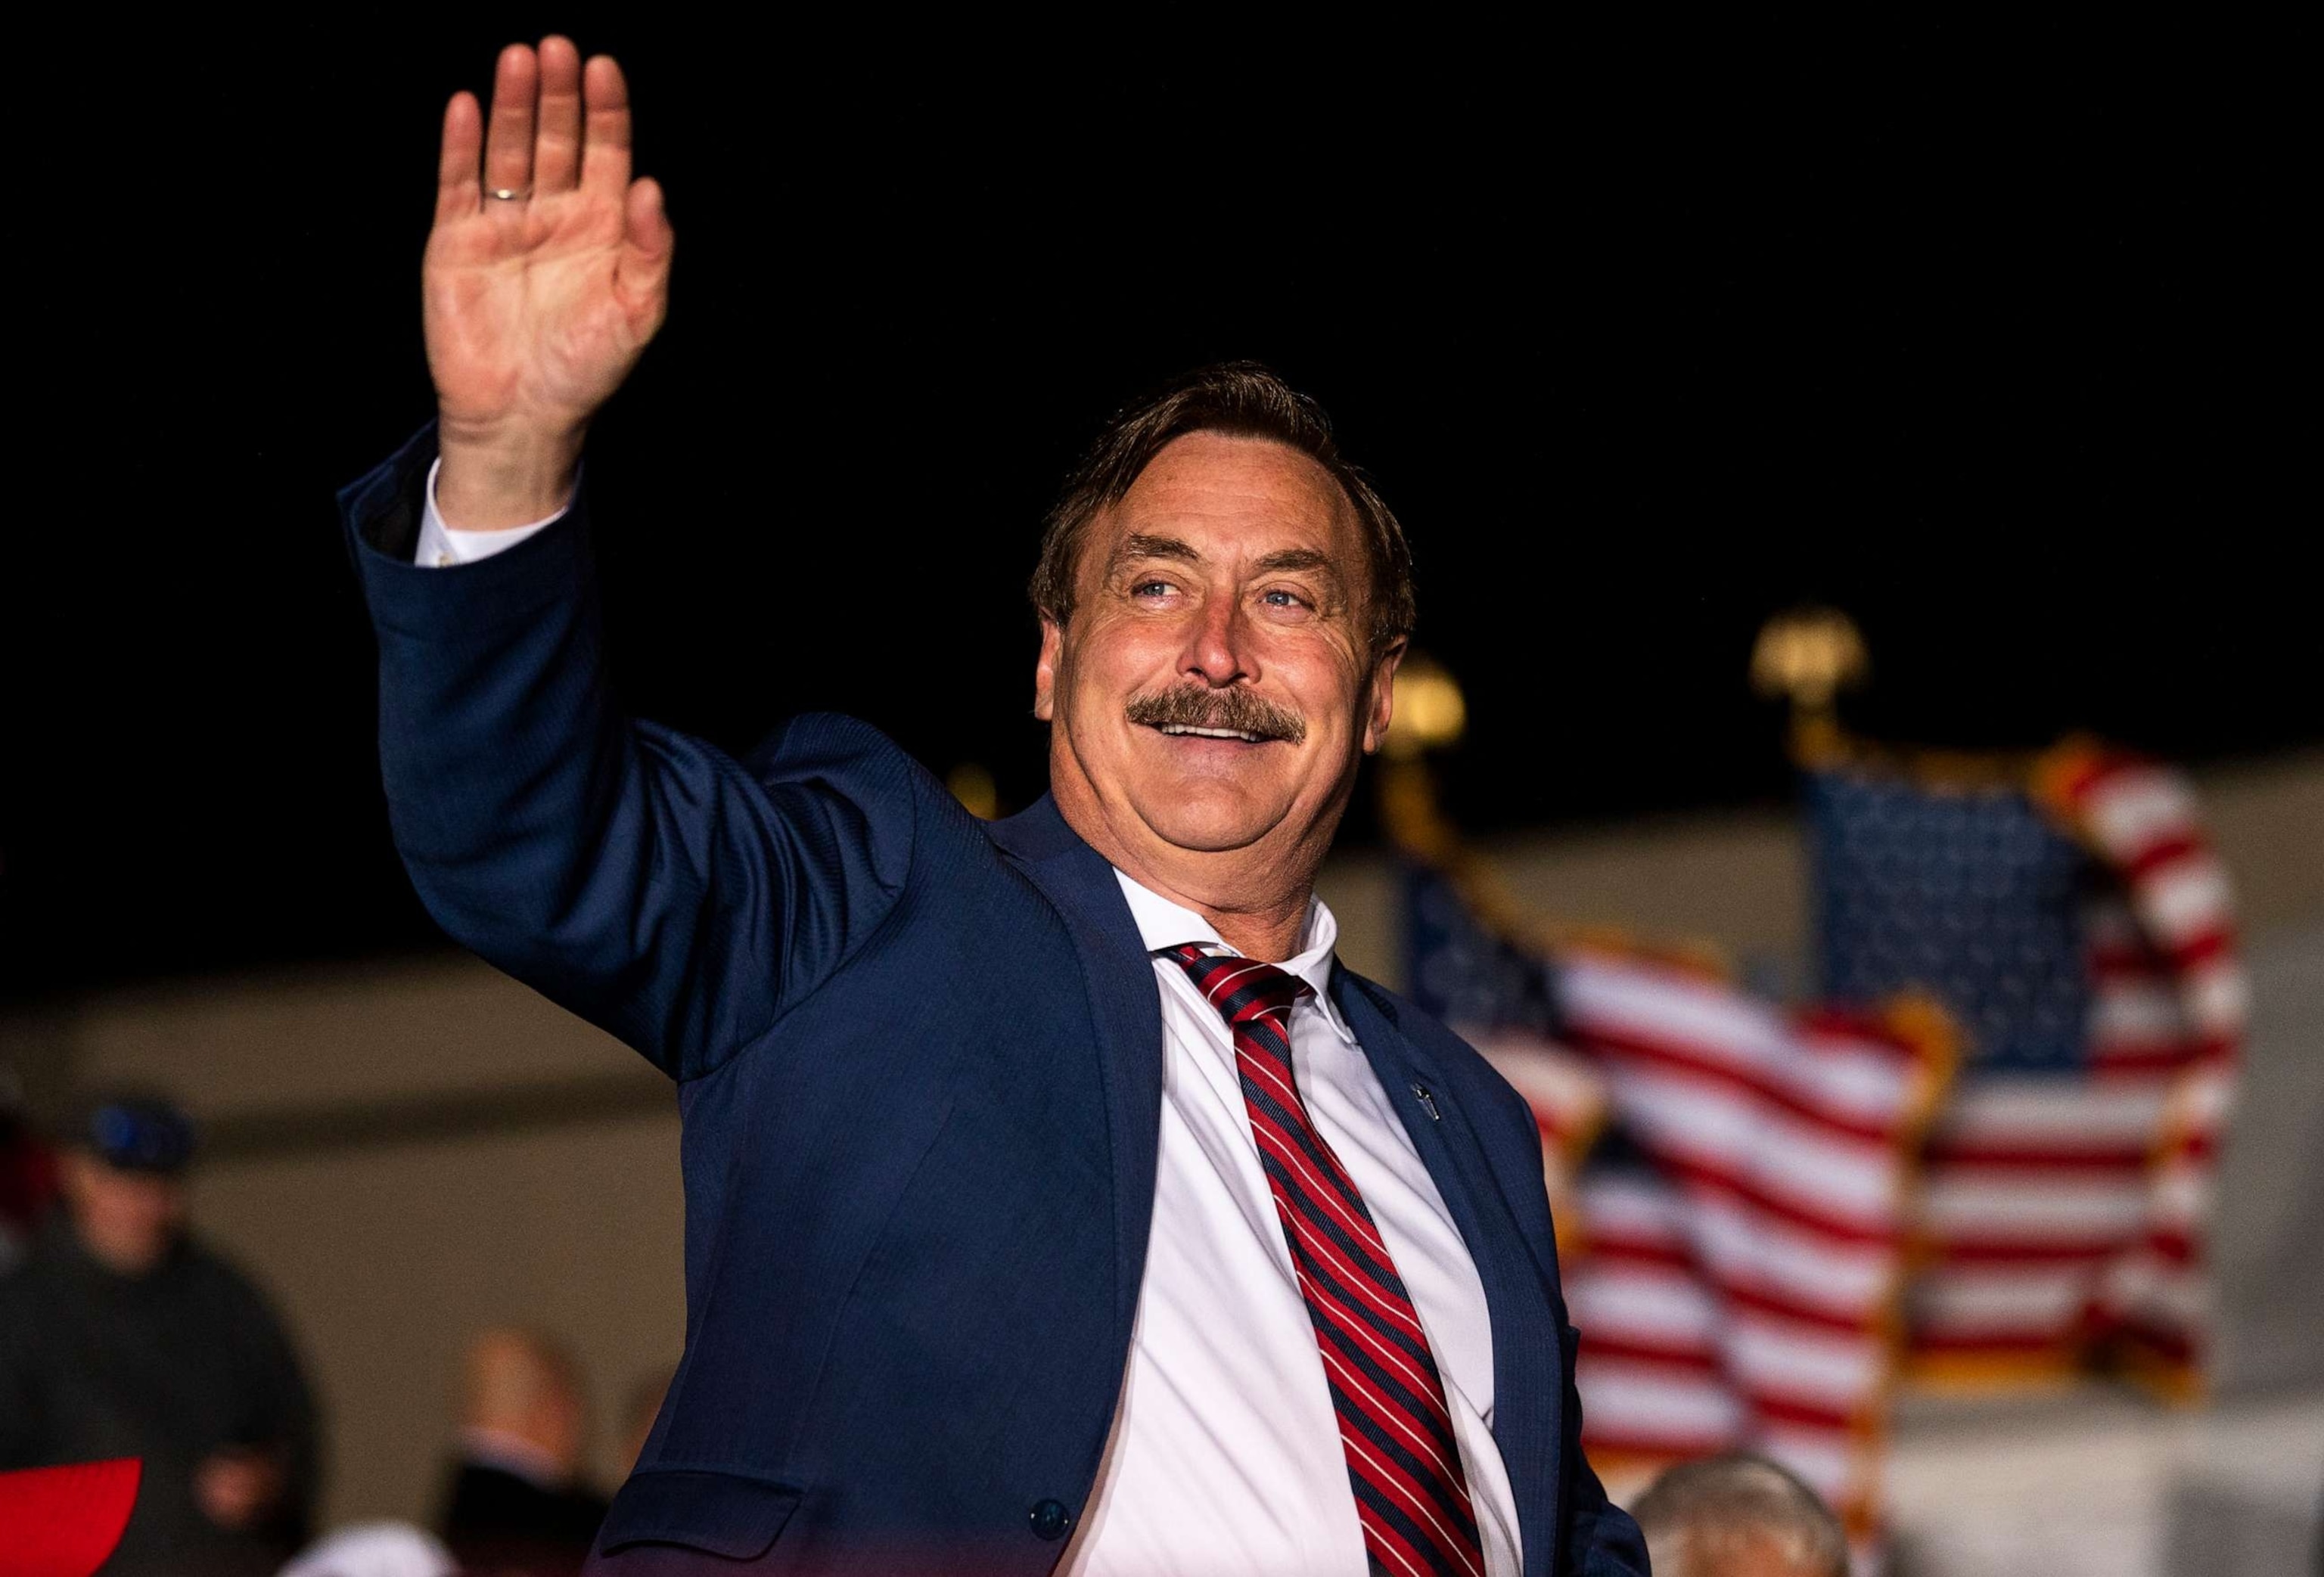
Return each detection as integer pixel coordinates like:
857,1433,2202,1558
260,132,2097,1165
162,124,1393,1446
0,1460,141,1577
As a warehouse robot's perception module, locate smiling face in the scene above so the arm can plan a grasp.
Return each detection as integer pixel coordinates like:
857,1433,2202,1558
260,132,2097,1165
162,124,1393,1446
1036,431,1403,923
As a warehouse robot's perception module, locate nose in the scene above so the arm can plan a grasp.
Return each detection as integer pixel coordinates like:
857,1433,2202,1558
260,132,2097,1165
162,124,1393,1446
1179,590,1251,688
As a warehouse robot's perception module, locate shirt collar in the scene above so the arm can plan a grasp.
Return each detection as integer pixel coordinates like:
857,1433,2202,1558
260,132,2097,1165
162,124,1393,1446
1112,870,1356,1045
458,1425,569,1491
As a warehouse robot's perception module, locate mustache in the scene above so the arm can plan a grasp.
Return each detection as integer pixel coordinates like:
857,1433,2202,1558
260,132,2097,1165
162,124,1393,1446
1124,685,1308,745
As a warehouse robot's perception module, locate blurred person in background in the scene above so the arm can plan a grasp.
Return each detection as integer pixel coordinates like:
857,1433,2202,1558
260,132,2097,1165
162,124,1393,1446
439,1326,611,1575
0,1090,319,1576
1630,1452,1847,1577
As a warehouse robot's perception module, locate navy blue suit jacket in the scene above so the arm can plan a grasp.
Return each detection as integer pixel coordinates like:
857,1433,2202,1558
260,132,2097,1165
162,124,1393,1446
341,428,1646,1576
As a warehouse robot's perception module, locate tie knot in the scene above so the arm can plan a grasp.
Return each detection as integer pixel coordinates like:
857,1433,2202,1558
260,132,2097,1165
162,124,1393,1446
1167,944,1311,1024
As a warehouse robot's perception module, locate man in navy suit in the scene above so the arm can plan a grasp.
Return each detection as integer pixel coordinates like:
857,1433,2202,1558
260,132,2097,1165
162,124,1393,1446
343,35,1646,1577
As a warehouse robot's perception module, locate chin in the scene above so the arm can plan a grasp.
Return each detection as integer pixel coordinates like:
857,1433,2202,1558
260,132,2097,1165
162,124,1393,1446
1131,783,1288,854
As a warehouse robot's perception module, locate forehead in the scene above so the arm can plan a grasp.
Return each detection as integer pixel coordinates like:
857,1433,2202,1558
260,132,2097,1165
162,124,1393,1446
1087,431,1359,573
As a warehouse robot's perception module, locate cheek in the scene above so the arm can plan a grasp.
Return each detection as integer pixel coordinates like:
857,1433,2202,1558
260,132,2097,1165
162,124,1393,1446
1277,653,1367,732
1065,623,1175,704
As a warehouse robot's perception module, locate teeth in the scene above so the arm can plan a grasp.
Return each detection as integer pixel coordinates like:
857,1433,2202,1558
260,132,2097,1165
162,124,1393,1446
1159,725,1263,741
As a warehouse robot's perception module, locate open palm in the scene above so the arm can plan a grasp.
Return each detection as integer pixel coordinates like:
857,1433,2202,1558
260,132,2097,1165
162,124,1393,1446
424,40,672,513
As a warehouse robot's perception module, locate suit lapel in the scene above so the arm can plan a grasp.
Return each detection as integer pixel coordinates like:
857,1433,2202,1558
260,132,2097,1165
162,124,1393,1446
988,796,1167,1359
1334,973,1565,1577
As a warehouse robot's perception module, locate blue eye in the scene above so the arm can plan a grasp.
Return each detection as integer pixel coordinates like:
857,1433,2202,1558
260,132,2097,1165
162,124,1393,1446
1263,589,1308,608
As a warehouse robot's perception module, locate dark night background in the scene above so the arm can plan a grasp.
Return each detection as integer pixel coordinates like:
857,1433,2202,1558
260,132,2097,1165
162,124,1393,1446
2,20,2309,1001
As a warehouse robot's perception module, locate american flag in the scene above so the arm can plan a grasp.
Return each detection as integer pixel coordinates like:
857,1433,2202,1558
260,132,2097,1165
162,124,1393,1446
1807,743,2244,1395
1406,864,1950,1567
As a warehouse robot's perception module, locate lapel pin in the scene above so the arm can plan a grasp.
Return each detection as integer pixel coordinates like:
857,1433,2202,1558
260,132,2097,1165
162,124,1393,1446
1412,1083,1441,1121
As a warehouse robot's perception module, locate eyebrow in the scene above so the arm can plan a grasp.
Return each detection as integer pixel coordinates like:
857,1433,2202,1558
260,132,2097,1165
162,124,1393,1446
1111,533,1201,570
1110,537,1346,585
1252,548,1336,577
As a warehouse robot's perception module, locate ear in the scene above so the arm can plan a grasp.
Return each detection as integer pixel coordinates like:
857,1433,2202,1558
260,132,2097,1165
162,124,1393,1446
1360,638,1407,755
1033,616,1064,722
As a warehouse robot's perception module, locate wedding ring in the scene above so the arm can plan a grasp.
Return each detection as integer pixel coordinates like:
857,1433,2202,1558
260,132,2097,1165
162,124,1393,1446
488,186,531,203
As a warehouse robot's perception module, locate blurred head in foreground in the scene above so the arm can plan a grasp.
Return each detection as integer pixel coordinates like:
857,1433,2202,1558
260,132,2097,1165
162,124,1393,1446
57,1090,197,1276
1631,1452,1849,1577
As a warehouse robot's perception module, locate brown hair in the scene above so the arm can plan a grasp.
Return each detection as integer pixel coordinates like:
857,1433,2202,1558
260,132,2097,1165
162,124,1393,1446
1027,362,1416,657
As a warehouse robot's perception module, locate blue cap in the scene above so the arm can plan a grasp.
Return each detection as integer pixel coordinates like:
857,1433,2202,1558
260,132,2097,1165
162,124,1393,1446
77,1094,197,1175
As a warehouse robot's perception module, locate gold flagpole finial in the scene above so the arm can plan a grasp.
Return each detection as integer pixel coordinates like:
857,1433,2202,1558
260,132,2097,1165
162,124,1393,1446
1384,653,1468,762
1751,607,1868,763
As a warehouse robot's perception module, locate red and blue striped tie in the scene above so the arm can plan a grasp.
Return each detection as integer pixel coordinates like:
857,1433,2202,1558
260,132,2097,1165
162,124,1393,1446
1167,944,1485,1577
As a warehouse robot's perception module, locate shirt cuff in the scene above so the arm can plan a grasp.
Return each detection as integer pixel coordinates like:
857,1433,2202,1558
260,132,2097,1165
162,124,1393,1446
415,458,573,567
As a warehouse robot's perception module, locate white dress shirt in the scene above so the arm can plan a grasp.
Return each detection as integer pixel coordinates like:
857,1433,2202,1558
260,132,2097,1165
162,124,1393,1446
419,475,1521,1576
1064,878,1520,1576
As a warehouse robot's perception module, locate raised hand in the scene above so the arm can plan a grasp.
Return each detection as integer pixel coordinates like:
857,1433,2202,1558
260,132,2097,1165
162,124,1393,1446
424,38,673,528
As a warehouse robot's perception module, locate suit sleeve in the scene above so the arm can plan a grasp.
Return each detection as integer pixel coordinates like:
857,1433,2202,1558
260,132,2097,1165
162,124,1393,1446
340,425,917,1081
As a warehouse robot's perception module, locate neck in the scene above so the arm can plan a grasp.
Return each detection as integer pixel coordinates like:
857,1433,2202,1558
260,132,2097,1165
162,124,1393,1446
73,1223,169,1278
1049,771,1342,965
1119,855,1313,961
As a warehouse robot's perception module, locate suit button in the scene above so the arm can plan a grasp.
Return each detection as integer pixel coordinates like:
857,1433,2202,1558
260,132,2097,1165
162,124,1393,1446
1028,1498,1073,1541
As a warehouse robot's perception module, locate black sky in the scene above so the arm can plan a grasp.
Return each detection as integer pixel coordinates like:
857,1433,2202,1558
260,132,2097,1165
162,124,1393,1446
1,19,2309,1001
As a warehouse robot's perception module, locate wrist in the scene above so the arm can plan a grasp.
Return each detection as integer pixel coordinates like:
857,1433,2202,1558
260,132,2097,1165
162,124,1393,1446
434,416,586,530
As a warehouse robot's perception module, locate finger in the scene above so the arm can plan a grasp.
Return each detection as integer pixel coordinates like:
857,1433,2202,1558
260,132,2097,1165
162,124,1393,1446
578,54,633,197
533,36,583,192
617,178,674,318
436,92,483,222
483,43,539,200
